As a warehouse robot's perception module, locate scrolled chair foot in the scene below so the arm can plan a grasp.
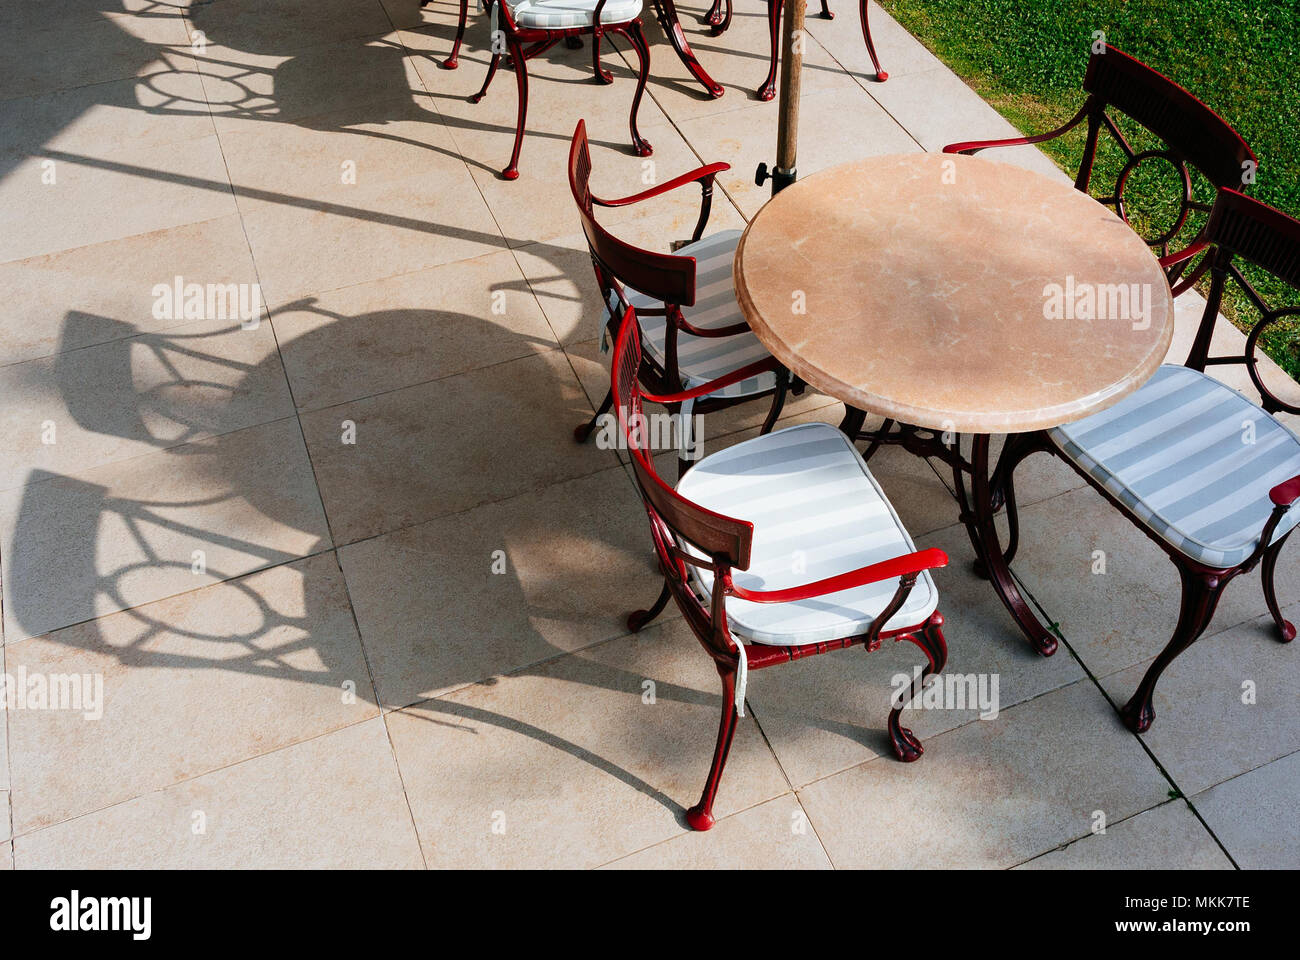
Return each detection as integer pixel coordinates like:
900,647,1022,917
502,166,520,181
685,804,716,831
627,609,653,632
1278,619,1296,643
888,716,924,762
1120,693,1154,733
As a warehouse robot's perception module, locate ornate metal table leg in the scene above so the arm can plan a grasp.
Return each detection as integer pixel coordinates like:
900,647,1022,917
838,404,867,441
957,433,1058,656
651,0,726,99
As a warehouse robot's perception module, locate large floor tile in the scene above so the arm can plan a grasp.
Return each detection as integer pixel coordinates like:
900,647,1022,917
798,678,1172,868
1014,800,1231,870
676,85,919,217
228,100,503,304
0,68,215,157
1191,750,1300,869
0,315,293,491
1,134,239,263
0,215,259,368
806,1,941,85
746,519,1085,787
1097,606,1300,797
339,465,659,707
602,794,833,868
198,34,426,133
864,65,1070,184
13,718,423,868
183,0,396,60
299,350,613,544
0,10,192,102
6,552,376,835
1,417,331,642
272,249,557,411
1013,485,1300,680
387,625,790,868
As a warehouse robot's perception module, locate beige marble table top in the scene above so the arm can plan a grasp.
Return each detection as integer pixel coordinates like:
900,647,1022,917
733,153,1176,434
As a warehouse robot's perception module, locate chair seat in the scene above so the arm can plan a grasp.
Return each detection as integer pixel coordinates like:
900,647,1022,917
606,230,777,400
675,422,940,645
1049,364,1300,568
509,0,643,29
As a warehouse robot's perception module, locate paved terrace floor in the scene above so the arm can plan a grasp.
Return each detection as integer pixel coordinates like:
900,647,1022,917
0,0,1297,869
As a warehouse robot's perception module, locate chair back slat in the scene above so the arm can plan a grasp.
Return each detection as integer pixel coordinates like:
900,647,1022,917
610,309,753,569
1084,45,1254,190
568,121,697,307
1186,189,1300,414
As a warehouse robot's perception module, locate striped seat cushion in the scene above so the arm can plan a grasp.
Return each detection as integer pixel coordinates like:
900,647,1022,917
606,230,777,400
676,422,939,646
1049,364,1300,568
509,0,642,29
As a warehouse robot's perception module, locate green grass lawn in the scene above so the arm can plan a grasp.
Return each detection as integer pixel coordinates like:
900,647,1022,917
878,0,1300,380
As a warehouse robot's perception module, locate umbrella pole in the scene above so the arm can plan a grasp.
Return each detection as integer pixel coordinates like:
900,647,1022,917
772,0,805,194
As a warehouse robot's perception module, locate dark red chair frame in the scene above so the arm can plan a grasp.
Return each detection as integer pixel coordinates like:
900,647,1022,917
610,306,949,829
567,120,794,475
991,188,1300,733
701,0,885,101
944,43,1255,286
461,0,653,180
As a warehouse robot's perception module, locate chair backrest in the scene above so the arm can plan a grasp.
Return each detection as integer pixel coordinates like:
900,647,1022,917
610,305,753,575
1185,188,1300,414
1074,45,1255,255
567,120,697,311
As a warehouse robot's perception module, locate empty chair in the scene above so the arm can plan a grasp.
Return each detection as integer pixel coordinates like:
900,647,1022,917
944,44,1255,288
610,308,949,830
994,188,1300,733
568,119,793,475
467,1,652,180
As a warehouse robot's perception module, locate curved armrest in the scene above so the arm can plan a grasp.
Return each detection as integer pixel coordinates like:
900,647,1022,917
641,356,783,404
1159,239,1213,297
594,162,731,207
723,548,949,603
943,104,1089,156
1270,474,1300,507
675,315,753,338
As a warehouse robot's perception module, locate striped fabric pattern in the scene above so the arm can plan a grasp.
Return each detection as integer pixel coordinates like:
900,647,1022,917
1050,364,1300,568
606,230,778,400
509,0,642,28
676,422,940,645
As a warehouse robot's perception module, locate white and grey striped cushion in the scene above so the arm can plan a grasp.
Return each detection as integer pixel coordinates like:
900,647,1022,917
676,422,940,646
509,0,641,29
1049,364,1300,568
605,230,778,400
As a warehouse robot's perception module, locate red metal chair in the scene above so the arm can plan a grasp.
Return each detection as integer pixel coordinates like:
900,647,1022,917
609,306,949,829
466,0,653,180
701,0,886,101
993,188,1300,733
944,44,1254,288
568,119,794,476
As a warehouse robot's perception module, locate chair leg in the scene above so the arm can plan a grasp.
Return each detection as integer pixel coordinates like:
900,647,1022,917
858,0,887,80
1261,532,1296,642
624,20,654,157
686,662,739,831
574,388,614,443
706,0,733,34
818,0,834,18
627,581,671,632
440,0,469,68
469,48,502,104
1121,566,1230,733
502,35,529,180
758,0,780,101
759,371,790,435
591,27,613,83
889,613,947,762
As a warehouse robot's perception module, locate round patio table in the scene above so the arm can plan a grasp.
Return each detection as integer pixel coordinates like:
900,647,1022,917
732,152,1175,655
